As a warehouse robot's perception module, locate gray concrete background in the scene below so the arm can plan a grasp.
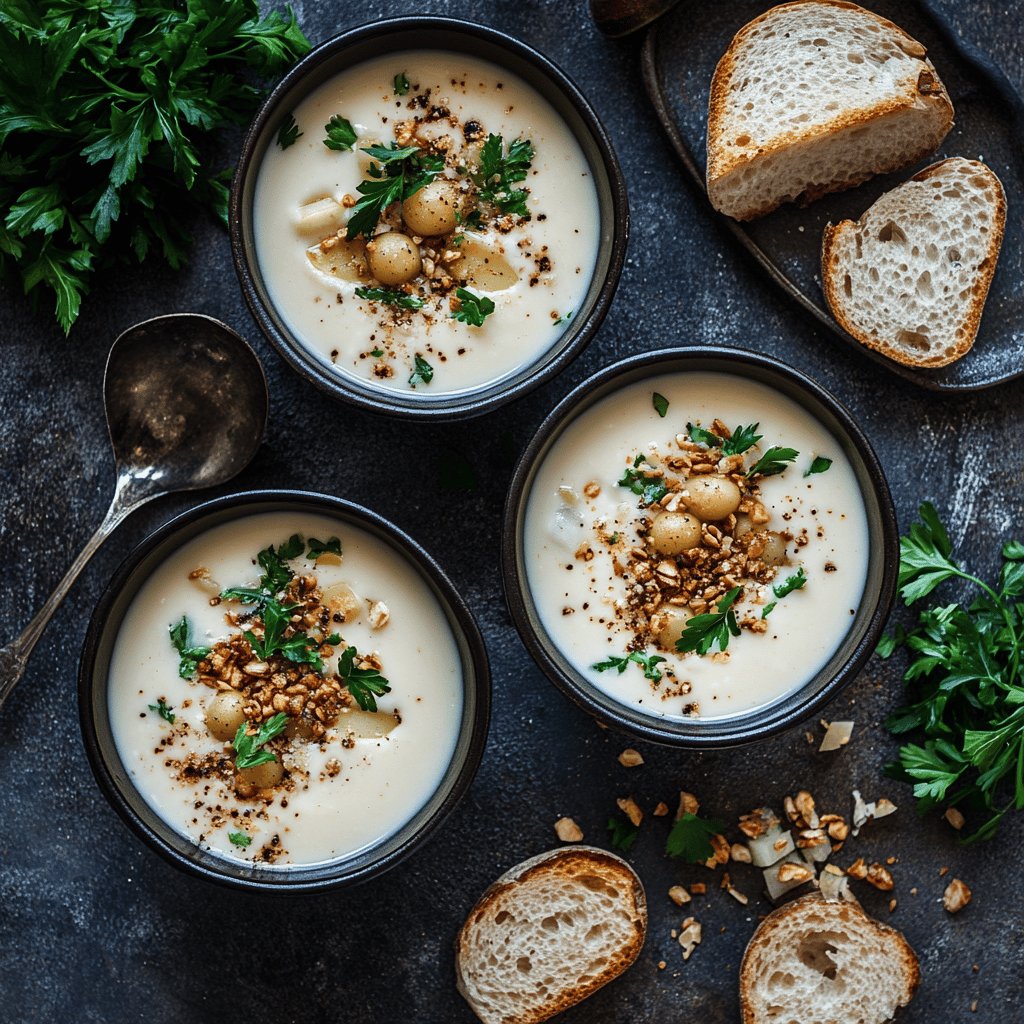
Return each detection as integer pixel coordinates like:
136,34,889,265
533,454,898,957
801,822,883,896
1,1,1022,1021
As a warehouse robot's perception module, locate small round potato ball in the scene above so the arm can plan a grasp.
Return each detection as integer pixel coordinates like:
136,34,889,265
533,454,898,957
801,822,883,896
685,475,741,521
655,605,692,649
365,231,421,285
205,691,246,741
761,531,789,566
236,758,284,790
402,180,459,237
649,511,702,556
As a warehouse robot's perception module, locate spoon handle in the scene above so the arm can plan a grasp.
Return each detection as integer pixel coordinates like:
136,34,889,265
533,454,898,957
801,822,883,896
0,491,135,712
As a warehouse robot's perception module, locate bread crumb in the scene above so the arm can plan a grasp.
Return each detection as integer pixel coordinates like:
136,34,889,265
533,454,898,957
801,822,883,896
943,878,972,914
668,885,691,906
653,801,669,817
553,817,583,842
657,960,666,970
617,748,644,768
888,898,897,913
689,883,706,895
939,865,950,877
944,806,965,830
728,886,749,905
678,917,701,961
730,842,752,863
617,796,643,827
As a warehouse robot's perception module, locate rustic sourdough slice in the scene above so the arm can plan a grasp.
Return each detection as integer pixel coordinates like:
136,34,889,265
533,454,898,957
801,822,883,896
455,847,647,1024
706,1,954,221
740,893,920,1024
822,157,1006,367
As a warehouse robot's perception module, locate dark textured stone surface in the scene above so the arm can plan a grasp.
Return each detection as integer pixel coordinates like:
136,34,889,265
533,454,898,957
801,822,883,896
1,2,1022,1021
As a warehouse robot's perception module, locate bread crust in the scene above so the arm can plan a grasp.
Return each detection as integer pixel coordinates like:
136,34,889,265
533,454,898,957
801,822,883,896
821,158,1007,367
739,893,921,1024
455,846,647,1024
706,0,954,220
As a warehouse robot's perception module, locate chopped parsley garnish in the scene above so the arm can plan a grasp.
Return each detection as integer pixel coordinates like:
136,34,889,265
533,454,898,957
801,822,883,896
652,392,670,418
675,587,743,655
228,831,252,848
254,534,304,595
472,134,534,217
593,650,666,682
243,597,327,670
355,285,424,310
306,536,342,559
722,423,763,456
233,712,288,770
805,455,833,476
323,114,357,151
393,71,410,95
761,601,777,619
148,698,176,724
881,503,1024,842
747,446,799,478
370,347,384,358
687,423,722,447
609,532,620,544
219,586,268,605
346,144,443,239
169,617,210,679
451,287,495,327
666,812,725,862
554,310,573,326
618,455,668,506
773,567,807,598
409,354,434,386
336,646,392,712
607,815,640,852
276,112,301,150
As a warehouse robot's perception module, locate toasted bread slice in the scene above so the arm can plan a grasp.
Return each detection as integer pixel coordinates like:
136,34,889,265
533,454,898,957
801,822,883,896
455,846,647,1024
707,1,954,221
822,157,1006,367
740,893,920,1024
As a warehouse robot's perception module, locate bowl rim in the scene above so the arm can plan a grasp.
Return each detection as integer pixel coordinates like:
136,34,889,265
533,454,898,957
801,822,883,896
229,15,629,421
501,346,899,748
78,489,491,893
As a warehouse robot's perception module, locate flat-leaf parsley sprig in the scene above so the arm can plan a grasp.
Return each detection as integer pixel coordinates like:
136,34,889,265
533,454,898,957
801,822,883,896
593,650,667,682
881,502,1024,842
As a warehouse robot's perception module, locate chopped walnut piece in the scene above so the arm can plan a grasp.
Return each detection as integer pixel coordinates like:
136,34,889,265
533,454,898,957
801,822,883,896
554,817,583,842
367,600,390,630
728,886,749,905
676,791,700,819
583,480,601,499
820,814,849,842
709,833,731,865
873,798,898,819
617,796,643,827
944,806,966,830
689,882,706,895
943,878,972,913
653,802,669,817
794,790,819,828
678,917,702,961
730,843,752,864
847,858,868,880
865,863,895,891
668,885,691,906
777,862,814,884
617,748,644,768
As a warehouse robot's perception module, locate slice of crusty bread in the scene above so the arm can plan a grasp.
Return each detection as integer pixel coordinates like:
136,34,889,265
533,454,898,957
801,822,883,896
455,846,647,1024
822,156,1006,367
707,1,954,221
740,893,920,1024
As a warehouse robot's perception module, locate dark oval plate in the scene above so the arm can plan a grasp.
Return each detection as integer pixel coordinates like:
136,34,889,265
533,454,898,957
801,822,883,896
642,0,1024,391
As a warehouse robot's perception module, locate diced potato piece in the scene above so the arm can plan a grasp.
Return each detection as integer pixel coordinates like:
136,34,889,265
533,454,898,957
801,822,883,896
294,196,345,237
339,707,400,738
453,234,517,290
749,828,794,867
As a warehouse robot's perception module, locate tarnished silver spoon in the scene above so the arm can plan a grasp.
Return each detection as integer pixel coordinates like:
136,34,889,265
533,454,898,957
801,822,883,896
0,313,268,710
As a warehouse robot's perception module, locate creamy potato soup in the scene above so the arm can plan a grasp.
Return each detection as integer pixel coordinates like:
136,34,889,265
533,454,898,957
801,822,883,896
108,512,463,868
523,372,870,720
253,50,600,396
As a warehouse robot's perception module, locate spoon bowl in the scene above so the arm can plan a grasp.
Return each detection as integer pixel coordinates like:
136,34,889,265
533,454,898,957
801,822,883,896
0,313,267,709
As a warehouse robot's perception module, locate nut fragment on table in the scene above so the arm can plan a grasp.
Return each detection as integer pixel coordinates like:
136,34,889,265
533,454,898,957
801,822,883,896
617,796,643,827
617,748,644,768
943,878,972,913
553,817,583,842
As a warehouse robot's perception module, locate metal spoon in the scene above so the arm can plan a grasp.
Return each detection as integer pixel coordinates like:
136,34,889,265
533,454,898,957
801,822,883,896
0,313,268,710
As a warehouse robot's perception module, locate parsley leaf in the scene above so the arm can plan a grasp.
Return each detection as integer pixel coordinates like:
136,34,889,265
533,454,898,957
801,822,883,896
346,145,443,239
472,134,534,217
747,446,799,478
355,285,424,310
307,536,342,559
687,423,722,447
148,698,176,724
228,831,252,848
773,567,807,598
323,114,357,151
722,423,763,456
252,534,303,595
593,651,666,682
618,455,668,506
652,392,669,418
665,812,725,862
451,287,495,327
409,354,434,386
675,587,743,655
554,310,573,325
336,646,392,712
233,712,288,770
806,455,833,476
277,112,301,150
244,597,326,670
169,616,210,679
607,815,639,852
393,72,410,96
761,601,777,619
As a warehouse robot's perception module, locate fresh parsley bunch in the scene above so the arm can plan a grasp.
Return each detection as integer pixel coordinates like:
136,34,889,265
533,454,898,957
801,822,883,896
882,502,1024,842
0,1,310,333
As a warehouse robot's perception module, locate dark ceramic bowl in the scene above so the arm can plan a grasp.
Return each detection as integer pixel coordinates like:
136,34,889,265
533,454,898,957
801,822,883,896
502,347,898,747
79,490,490,893
230,16,628,421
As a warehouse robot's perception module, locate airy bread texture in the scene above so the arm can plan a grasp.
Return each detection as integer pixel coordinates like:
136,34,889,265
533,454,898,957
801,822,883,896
707,0,954,221
455,847,647,1024
740,893,920,1024
822,157,1006,367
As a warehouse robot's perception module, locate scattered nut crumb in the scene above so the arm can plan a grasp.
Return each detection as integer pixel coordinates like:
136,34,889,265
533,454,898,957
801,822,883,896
617,796,643,827
618,748,644,768
676,791,700,818
678,917,702,961
944,806,966,830
553,817,583,842
653,801,669,817
943,878,972,914
668,885,691,906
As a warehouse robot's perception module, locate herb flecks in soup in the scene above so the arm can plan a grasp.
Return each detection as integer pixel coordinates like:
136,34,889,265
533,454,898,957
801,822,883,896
254,52,600,396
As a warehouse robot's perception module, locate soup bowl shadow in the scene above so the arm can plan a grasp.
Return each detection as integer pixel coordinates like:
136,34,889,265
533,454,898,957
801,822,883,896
502,347,898,748
79,490,491,893
230,16,629,421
